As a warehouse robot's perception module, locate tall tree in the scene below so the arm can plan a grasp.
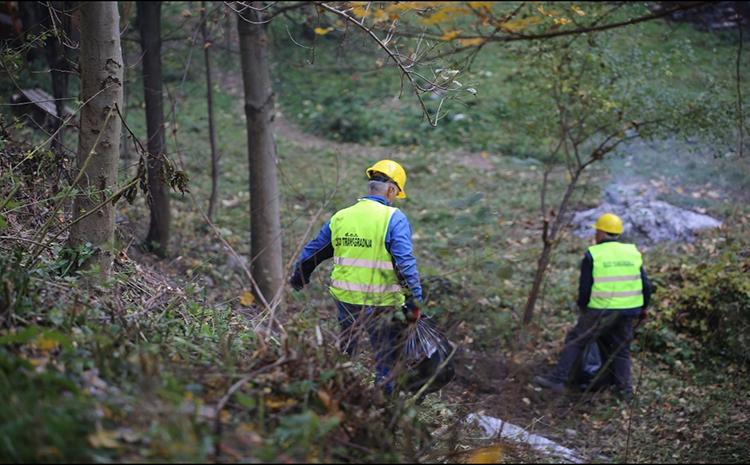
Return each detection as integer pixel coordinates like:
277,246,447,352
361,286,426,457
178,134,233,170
237,3,284,306
137,1,170,257
202,1,220,221
68,1,123,279
40,1,72,154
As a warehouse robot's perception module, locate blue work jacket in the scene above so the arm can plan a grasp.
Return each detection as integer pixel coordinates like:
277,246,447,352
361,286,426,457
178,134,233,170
291,195,423,302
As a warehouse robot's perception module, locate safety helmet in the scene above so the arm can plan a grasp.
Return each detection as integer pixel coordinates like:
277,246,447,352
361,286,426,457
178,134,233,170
366,159,407,199
594,213,624,235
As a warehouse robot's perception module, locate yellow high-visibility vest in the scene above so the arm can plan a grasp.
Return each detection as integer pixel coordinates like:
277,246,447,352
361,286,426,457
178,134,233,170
329,199,404,306
588,241,644,310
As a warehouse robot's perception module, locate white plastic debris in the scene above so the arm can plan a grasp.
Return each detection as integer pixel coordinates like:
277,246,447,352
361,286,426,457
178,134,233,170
466,413,584,464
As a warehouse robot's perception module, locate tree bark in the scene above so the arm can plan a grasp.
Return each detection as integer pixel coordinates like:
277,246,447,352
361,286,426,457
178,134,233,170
68,1,123,279
237,4,284,306
202,1,220,221
137,1,170,257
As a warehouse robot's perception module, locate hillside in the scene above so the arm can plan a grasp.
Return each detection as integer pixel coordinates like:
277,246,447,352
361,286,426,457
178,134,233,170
1,2,749,462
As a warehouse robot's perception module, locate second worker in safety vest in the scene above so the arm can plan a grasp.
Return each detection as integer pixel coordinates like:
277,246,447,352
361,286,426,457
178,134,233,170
534,213,652,401
290,160,423,394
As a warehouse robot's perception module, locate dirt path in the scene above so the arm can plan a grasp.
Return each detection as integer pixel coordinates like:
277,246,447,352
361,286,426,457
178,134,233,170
219,67,496,171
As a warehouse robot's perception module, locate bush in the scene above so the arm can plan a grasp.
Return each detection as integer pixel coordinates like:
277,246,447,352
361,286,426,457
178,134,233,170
667,248,750,365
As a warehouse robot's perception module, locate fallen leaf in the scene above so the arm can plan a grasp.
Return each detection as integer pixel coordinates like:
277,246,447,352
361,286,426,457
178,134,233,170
265,396,297,411
463,444,504,463
88,429,120,449
239,291,255,307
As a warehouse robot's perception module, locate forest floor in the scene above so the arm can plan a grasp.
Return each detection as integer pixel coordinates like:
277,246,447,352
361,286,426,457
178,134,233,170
117,68,742,463
3,38,748,461
121,69,745,462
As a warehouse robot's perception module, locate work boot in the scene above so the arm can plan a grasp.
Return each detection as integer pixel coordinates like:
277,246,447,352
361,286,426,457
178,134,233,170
533,375,565,394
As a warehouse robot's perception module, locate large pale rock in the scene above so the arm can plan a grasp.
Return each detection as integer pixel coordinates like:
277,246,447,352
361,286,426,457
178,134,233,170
572,184,722,244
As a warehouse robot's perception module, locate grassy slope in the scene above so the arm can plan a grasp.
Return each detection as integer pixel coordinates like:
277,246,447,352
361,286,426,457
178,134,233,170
1,2,749,462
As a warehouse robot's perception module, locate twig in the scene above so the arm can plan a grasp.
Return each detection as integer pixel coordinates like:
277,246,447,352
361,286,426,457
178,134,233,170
318,2,443,126
25,105,117,264
625,319,648,461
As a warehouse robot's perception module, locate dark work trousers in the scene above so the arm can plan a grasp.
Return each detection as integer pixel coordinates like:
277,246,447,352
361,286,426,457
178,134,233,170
550,310,636,393
335,300,401,394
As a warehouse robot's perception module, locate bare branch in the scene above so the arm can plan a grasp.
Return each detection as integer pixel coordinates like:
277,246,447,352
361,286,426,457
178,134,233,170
318,2,444,126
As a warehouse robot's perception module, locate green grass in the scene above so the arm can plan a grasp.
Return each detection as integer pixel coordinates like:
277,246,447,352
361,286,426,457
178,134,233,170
1,2,750,462
268,5,747,158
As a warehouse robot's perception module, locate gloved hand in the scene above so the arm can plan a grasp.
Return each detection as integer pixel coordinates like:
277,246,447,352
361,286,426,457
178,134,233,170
402,300,421,323
290,271,304,291
639,307,649,323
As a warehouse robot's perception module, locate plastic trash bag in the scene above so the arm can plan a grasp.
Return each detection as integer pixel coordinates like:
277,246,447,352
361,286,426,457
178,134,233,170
573,339,615,391
397,316,456,394
582,340,602,378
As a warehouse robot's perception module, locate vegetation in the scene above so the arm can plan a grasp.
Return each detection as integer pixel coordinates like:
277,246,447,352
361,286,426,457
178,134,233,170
1,1,749,463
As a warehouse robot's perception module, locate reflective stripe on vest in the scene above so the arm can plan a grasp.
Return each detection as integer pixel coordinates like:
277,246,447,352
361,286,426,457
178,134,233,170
330,280,402,293
333,257,394,270
588,241,644,310
329,199,404,306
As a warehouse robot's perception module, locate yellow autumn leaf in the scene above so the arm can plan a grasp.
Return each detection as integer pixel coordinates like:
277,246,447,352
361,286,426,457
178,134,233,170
420,5,471,25
88,429,120,449
239,291,255,307
314,27,333,36
554,17,572,25
351,5,369,18
373,9,389,23
500,16,542,33
27,356,48,367
463,444,504,464
265,396,298,411
440,30,462,41
32,336,60,352
386,1,439,13
458,37,485,47
537,5,559,17
571,5,586,16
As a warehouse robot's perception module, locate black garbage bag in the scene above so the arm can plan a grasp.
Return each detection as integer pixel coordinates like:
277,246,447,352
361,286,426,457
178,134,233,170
396,316,456,394
571,338,616,391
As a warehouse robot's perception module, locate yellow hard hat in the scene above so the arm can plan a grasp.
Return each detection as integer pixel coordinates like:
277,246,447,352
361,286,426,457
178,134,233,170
594,213,624,235
366,159,407,199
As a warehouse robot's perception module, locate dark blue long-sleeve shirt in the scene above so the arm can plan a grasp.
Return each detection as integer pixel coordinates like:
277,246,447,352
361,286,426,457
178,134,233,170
291,195,423,302
578,240,652,316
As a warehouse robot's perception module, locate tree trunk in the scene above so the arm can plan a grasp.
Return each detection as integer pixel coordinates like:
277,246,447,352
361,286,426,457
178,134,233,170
68,1,123,279
39,2,71,154
237,4,284,306
522,243,554,326
137,1,170,257
120,31,131,166
521,169,584,326
223,5,233,81
202,1,220,221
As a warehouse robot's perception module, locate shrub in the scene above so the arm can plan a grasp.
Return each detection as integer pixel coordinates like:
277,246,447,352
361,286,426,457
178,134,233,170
668,248,750,365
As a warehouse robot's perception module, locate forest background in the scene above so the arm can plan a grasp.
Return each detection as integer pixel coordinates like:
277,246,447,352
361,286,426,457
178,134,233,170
0,1,749,463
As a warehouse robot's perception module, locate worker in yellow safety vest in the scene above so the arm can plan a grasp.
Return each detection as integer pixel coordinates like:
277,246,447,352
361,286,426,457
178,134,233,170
534,213,652,401
290,160,424,394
